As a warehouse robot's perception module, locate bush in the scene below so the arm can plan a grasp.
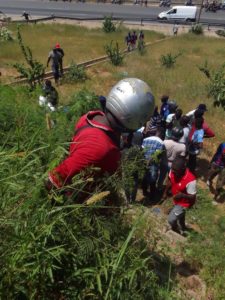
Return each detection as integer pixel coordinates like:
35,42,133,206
0,26,13,41
216,29,225,37
160,52,181,68
12,26,45,90
189,23,203,35
66,88,100,123
63,61,87,83
199,61,225,110
105,40,124,66
102,15,116,33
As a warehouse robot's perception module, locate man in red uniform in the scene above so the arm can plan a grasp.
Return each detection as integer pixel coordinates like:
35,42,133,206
47,78,155,192
163,157,197,234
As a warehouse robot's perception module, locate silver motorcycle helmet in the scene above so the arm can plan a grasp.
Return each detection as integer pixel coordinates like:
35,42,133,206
106,78,155,131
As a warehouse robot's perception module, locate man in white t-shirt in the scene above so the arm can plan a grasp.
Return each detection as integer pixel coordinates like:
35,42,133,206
164,127,186,168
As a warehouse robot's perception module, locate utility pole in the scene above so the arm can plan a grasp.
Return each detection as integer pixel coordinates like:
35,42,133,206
197,0,204,23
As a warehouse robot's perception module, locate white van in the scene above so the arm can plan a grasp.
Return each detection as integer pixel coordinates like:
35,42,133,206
158,6,197,22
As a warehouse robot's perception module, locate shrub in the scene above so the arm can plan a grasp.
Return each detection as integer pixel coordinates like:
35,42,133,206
66,88,100,123
105,40,124,66
199,61,225,110
0,26,13,41
102,15,116,33
12,26,45,90
189,23,203,35
63,61,87,83
216,29,225,37
160,52,181,68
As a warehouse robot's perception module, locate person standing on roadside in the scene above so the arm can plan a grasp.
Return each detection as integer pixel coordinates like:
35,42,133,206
21,11,31,22
173,22,179,36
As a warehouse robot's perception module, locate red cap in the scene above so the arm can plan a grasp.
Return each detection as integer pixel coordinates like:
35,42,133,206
55,43,60,49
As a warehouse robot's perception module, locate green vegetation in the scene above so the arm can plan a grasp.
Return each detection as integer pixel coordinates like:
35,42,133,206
216,29,225,37
0,23,225,298
12,26,45,89
189,23,203,35
160,52,181,68
63,61,87,84
102,15,116,33
199,61,225,110
105,41,124,66
0,84,174,299
185,189,225,299
0,26,13,41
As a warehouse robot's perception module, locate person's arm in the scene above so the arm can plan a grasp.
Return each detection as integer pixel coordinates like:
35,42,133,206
211,143,222,164
173,180,196,201
203,122,215,138
48,133,119,188
46,56,51,67
162,176,171,200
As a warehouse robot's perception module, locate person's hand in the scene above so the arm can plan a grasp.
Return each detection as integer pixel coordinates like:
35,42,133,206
44,178,55,192
173,193,184,200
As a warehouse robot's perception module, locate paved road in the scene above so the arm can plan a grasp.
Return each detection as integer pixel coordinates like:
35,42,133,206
0,0,224,25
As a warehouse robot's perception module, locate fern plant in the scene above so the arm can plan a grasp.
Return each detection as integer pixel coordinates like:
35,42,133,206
105,41,124,66
12,26,45,90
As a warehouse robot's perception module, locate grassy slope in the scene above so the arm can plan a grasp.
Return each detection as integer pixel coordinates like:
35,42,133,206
0,23,225,297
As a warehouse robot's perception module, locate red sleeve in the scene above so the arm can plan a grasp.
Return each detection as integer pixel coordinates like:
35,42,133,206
49,131,120,188
203,122,215,138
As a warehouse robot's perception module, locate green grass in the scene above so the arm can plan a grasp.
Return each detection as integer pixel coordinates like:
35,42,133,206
0,23,225,298
185,189,225,299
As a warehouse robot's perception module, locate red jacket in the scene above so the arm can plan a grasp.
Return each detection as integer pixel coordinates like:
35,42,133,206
169,169,196,208
189,119,215,141
49,111,121,188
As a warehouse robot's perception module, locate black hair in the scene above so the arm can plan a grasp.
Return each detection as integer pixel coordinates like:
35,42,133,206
156,126,165,139
161,95,169,103
45,79,52,87
180,115,190,127
195,117,204,130
172,156,186,170
194,109,204,118
175,108,183,119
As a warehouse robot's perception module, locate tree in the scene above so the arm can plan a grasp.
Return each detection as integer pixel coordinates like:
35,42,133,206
199,61,225,110
13,26,45,90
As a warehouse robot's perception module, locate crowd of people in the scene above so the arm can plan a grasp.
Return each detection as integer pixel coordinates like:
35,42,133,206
44,78,224,236
121,94,225,234
125,30,144,51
